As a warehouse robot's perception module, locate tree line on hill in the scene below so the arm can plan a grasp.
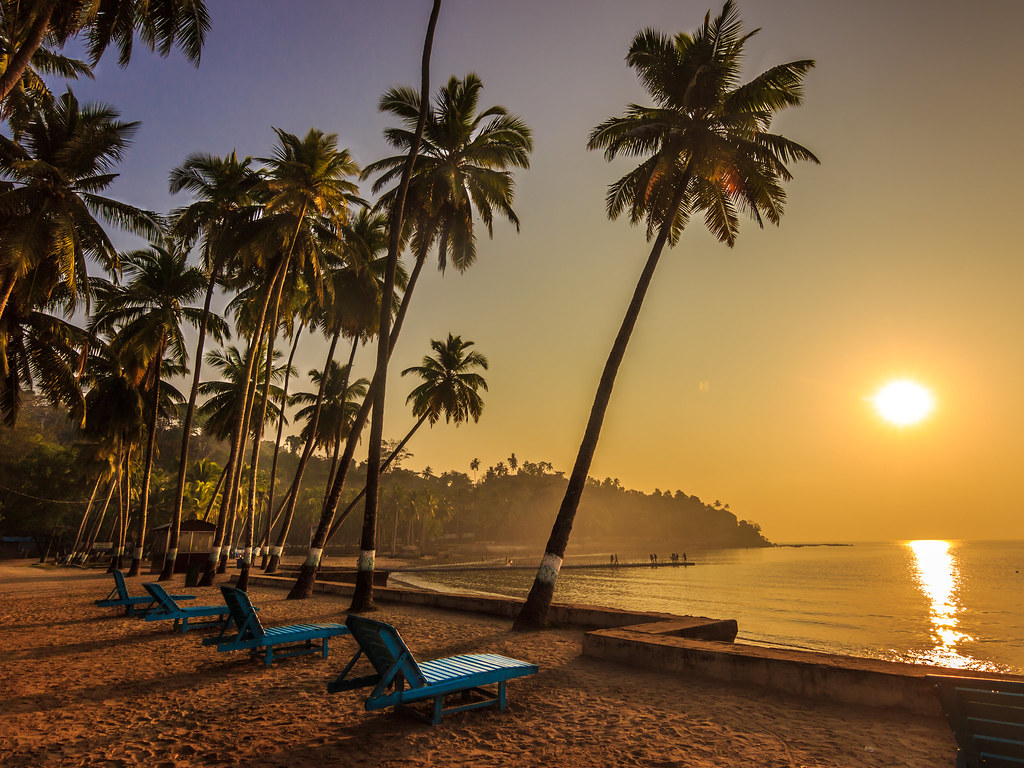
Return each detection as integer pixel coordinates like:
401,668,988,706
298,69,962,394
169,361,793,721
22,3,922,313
0,397,770,562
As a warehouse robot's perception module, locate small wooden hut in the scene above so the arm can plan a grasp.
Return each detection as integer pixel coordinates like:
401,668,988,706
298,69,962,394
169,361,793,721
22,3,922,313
148,520,216,573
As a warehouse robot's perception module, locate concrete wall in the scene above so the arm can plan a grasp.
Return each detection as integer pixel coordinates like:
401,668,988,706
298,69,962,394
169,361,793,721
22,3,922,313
582,628,1024,716
243,573,732,635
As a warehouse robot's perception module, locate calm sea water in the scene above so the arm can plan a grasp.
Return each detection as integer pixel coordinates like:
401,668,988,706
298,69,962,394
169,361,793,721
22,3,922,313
396,540,1024,674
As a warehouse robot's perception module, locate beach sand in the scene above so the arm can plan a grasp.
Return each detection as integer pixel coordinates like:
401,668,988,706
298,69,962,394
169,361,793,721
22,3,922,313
0,561,955,767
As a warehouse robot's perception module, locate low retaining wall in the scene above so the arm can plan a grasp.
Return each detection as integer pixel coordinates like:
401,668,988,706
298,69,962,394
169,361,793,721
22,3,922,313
242,574,733,637
244,573,1020,714
582,629,1024,716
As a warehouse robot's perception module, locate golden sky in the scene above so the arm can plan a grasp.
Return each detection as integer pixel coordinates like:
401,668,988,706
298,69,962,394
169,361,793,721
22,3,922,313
70,0,1024,542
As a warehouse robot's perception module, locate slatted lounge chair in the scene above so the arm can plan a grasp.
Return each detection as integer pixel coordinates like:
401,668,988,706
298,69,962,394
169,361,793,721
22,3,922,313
95,569,195,616
929,674,1024,767
327,614,538,724
214,586,348,666
141,582,233,633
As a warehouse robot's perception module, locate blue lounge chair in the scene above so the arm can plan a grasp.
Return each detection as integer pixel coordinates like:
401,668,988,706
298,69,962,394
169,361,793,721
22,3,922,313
328,614,538,724
95,570,195,616
141,582,233,633
214,586,349,666
929,674,1024,767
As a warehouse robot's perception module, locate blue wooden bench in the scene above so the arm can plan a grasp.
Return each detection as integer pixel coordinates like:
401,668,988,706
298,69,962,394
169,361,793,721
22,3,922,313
213,586,349,666
141,582,233,633
328,614,538,724
95,570,195,616
930,674,1024,767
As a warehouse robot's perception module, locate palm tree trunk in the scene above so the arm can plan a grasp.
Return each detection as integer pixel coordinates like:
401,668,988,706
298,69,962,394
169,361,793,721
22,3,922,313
295,249,429,573
0,6,53,107
129,367,162,577
67,474,102,564
513,180,689,630
325,412,428,543
108,442,125,573
321,337,359,510
290,5,442,603
266,327,341,574
210,258,288,580
162,259,221,580
0,273,18,349
238,310,280,591
261,324,303,568
199,431,238,586
215,253,291,574
82,479,115,563
346,1,442,612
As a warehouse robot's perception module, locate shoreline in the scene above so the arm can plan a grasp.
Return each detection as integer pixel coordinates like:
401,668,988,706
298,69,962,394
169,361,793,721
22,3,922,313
0,561,957,767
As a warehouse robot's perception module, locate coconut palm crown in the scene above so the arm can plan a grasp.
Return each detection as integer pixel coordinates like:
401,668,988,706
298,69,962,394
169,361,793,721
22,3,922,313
362,73,532,273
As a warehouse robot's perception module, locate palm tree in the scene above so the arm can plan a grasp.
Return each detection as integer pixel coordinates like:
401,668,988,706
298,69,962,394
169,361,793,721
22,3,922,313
470,457,480,483
295,41,532,602
89,242,217,575
161,150,261,580
324,333,488,543
0,90,159,419
514,1,818,629
202,128,360,581
0,5,93,136
294,362,368,474
0,0,210,105
363,72,534,275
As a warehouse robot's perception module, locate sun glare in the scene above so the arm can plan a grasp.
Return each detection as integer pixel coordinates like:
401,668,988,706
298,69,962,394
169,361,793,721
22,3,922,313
871,380,934,426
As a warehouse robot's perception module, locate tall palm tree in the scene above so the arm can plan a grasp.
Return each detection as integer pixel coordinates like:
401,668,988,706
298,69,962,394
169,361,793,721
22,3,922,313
161,150,261,580
89,242,218,575
198,128,360,586
515,1,818,629
267,209,400,574
294,48,532,602
0,0,210,104
324,333,487,543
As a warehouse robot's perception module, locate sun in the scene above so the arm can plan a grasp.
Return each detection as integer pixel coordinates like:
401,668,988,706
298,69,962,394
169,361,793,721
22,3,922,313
871,380,935,426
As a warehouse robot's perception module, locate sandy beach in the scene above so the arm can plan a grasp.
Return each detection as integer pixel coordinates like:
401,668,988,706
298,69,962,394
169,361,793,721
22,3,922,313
0,561,956,767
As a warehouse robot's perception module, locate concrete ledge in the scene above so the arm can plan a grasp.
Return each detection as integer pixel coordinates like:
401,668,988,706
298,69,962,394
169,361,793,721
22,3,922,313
582,629,1024,715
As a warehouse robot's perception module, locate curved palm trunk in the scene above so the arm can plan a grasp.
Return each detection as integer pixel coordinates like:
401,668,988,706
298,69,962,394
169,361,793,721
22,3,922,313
238,312,280,591
198,433,238,586
261,325,302,568
82,480,115,563
207,258,289,582
66,474,102,564
286,209,432,598
325,412,429,544
265,327,341,574
129,367,163,577
162,260,221,580
321,338,359,510
513,182,688,630
345,1,443,612
0,6,52,109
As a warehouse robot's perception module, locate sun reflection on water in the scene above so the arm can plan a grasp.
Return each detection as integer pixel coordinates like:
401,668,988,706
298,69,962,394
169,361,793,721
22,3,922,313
906,540,977,669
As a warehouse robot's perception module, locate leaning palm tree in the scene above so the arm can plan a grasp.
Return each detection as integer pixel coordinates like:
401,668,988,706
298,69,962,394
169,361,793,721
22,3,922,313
294,57,531,602
89,242,219,576
210,128,361,586
0,0,209,104
324,333,487,544
514,1,818,629
160,150,261,580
